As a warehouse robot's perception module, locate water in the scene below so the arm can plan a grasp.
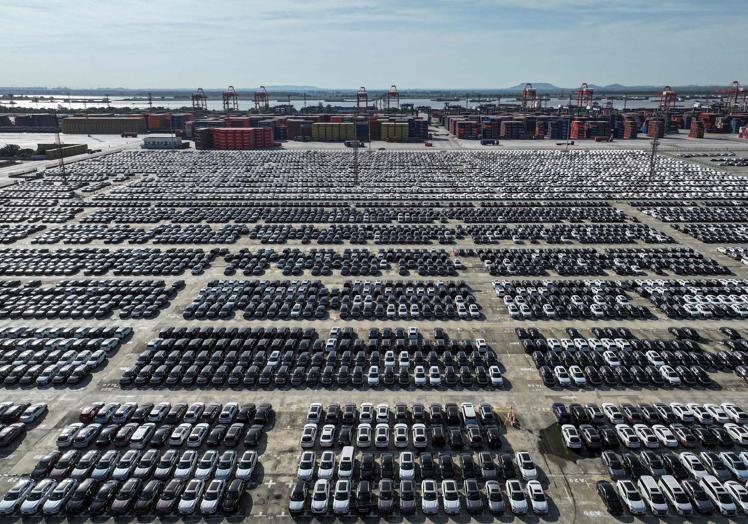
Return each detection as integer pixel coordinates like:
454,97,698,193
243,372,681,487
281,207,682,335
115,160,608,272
2,94,714,112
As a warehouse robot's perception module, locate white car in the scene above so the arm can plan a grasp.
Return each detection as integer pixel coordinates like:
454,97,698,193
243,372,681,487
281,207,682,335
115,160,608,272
645,350,665,367
526,480,547,514
0,478,35,515
19,403,47,424
699,475,737,516
704,404,730,424
311,479,330,514
603,350,621,367
616,479,645,515
317,450,336,480
319,424,335,448
177,478,204,515
679,452,708,479
568,365,586,386
724,480,748,513
374,423,389,448
652,424,678,448
399,452,415,480
602,403,624,424
413,366,426,386
300,423,317,448
660,366,681,386
725,423,748,445
412,424,427,449
505,479,527,514
169,423,192,446
296,451,316,481
488,365,504,386
687,403,714,425
658,475,693,516
561,424,582,449
214,450,237,480
722,403,748,424
615,424,641,449
199,479,225,515
393,423,408,448
553,366,571,386
515,452,537,480
194,450,218,480
235,450,258,481
719,451,748,480
633,424,659,448
442,479,461,514
367,366,379,386
174,450,198,479
306,403,322,424
20,479,56,515
332,479,351,515
42,478,76,515
670,402,694,423
356,424,371,447
421,479,439,514
428,366,441,385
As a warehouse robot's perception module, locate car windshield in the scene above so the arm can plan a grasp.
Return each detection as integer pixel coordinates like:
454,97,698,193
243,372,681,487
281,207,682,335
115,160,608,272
511,490,523,501
423,489,436,501
204,488,219,501
183,488,198,501
313,490,326,501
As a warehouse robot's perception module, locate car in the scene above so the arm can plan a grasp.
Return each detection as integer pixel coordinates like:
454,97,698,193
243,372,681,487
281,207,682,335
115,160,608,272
724,423,748,445
178,478,205,515
719,451,748,480
515,451,537,480
113,449,140,481
616,479,645,515
526,479,547,514
724,480,748,513
300,423,317,448
421,479,438,514
561,424,582,449
89,480,118,516
156,478,184,515
637,475,668,516
699,475,737,516
0,478,35,515
658,475,692,516
332,479,351,515
319,424,335,448
596,480,623,515
679,452,708,479
615,424,641,449
634,424,659,448
441,479,460,514
134,479,162,515
200,479,225,515
399,451,415,480
288,480,307,514
506,479,527,514
110,478,142,515
652,424,678,448
65,478,99,514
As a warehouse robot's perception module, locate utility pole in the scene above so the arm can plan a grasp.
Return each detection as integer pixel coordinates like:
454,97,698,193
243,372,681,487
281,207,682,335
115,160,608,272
565,93,572,151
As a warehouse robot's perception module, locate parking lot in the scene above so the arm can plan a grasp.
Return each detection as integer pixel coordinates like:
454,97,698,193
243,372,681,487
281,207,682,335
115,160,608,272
1,146,748,521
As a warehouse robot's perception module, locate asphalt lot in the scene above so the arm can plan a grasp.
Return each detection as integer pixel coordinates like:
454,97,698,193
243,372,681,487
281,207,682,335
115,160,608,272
0,140,748,522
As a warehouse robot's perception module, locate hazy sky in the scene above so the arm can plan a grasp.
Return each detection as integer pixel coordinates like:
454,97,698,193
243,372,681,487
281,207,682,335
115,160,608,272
3,0,746,89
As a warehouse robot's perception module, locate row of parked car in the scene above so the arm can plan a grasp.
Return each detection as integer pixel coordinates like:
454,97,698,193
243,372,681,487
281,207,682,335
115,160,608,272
0,401,275,517
674,223,748,243
0,247,219,277
637,279,748,319
0,402,47,447
0,279,182,321
0,224,45,244
32,223,249,245
123,326,503,389
472,247,729,277
71,149,744,203
185,279,482,321
494,279,653,320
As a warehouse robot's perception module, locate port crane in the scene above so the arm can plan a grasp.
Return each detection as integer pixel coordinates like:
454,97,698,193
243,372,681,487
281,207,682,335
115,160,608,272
717,81,746,111
521,83,537,111
356,87,369,111
385,85,400,109
658,85,677,111
191,88,208,111
575,82,594,109
254,86,269,110
222,86,239,112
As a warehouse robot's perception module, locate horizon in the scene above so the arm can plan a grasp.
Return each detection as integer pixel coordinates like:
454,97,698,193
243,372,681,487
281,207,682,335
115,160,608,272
3,0,746,89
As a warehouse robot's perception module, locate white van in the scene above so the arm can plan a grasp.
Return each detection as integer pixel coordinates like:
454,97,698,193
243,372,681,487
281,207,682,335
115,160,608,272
637,475,668,516
337,446,354,479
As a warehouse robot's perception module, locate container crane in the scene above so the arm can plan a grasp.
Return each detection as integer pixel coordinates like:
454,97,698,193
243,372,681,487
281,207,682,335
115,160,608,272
222,85,239,112
191,88,208,111
658,85,677,112
385,84,400,109
575,82,593,109
356,86,369,111
254,86,269,110
521,83,537,111
717,81,746,112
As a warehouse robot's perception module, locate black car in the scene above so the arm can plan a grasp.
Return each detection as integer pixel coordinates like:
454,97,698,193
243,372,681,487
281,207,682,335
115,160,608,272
539,366,555,386
356,481,373,514
621,452,646,479
598,426,620,448
66,478,100,514
31,451,60,480
499,453,515,479
552,402,572,424
596,480,623,515
89,480,119,516
682,479,714,514
221,479,245,513
111,478,141,515
134,479,162,514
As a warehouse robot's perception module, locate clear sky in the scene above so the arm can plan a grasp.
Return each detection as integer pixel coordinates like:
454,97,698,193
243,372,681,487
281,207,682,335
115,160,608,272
3,0,746,89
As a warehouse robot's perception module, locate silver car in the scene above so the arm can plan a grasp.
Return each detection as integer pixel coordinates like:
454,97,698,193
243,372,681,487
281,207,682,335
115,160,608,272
199,479,225,515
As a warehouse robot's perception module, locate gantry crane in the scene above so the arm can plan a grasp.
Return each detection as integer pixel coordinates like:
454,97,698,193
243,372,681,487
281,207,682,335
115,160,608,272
191,88,208,111
717,81,747,112
521,83,537,111
385,84,400,109
222,86,239,112
254,86,269,110
575,82,594,109
658,85,677,112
